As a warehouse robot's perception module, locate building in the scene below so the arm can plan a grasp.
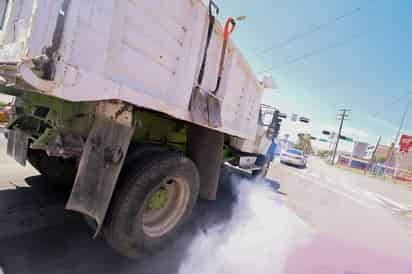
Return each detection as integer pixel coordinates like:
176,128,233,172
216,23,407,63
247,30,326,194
352,141,368,158
395,152,412,170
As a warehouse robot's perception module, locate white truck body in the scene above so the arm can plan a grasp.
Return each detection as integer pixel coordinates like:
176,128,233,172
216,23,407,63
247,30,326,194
0,1,278,256
0,0,269,150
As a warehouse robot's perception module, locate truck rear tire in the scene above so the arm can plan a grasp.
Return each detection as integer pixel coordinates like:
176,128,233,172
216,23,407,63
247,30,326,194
27,149,77,189
104,152,200,258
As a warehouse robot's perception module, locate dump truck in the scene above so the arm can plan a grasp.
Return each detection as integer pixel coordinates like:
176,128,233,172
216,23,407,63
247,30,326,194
0,0,278,258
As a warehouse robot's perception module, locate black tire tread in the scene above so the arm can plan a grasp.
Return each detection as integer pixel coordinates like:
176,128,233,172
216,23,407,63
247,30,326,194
104,152,199,258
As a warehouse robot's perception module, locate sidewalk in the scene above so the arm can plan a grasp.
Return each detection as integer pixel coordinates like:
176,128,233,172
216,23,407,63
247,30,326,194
316,157,412,210
336,163,412,187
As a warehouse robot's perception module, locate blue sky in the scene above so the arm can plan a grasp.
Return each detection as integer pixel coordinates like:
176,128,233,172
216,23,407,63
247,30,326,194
218,0,412,150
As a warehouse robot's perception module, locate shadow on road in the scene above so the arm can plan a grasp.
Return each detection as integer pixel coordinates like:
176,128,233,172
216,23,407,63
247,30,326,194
265,178,287,196
0,173,241,274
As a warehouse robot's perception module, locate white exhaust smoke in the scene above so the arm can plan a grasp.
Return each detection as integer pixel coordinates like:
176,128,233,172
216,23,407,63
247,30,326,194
178,177,311,274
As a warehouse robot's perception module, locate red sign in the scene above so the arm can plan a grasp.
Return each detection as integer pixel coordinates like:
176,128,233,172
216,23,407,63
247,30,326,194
399,134,412,153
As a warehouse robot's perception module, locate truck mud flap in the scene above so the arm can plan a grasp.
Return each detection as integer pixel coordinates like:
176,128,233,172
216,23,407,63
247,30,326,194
66,102,135,236
187,124,224,200
6,129,29,166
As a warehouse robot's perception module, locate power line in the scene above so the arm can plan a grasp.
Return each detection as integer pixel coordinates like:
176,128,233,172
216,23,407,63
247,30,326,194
258,31,369,74
252,0,377,58
370,92,412,118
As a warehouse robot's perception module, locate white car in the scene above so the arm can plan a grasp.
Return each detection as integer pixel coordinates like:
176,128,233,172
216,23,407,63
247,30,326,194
280,149,307,168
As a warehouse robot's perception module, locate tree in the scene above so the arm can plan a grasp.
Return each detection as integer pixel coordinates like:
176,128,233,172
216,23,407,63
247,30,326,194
376,156,387,163
317,150,331,159
295,134,313,155
294,143,304,151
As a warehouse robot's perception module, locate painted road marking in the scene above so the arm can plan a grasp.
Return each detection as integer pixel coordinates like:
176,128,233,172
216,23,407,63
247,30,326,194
291,171,376,209
372,193,412,212
309,172,321,179
289,167,412,213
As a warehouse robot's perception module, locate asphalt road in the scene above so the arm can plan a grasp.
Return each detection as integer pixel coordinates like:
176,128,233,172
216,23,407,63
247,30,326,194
270,157,412,272
0,133,243,274
0,131,412,274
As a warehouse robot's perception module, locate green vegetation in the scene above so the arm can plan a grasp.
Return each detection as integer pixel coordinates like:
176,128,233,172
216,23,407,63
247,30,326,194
376,156,387,163
295,134,314,154
317,150,331,159
294,143,304,151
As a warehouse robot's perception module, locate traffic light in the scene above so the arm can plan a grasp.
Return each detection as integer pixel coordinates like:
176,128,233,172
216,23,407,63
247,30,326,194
279,113,287,119
322,130,331,135
272,110,282,138
339,135,353,142
299,117,310,123
266,110,282,139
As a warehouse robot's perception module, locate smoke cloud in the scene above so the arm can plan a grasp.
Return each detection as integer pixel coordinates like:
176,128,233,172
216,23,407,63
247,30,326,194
178,177,311,274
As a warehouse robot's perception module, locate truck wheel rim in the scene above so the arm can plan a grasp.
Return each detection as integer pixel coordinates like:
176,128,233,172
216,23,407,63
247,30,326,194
142,177,190,238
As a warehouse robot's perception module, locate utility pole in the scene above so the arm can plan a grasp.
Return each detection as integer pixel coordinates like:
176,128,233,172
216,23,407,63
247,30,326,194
328,132,336,161
365,136,381,174
331,109,350,165
387,99,410,165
